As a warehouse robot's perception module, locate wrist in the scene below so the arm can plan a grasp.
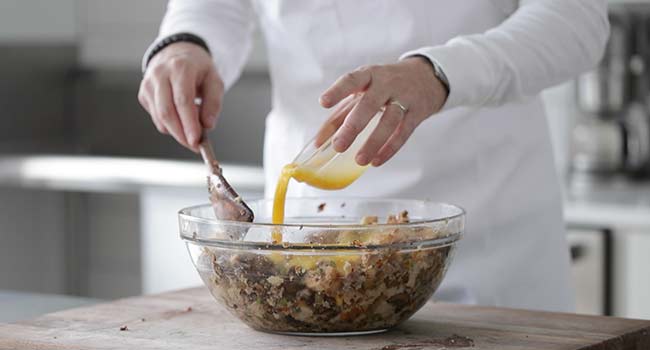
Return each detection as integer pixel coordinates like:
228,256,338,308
144,32,211,73
406,56,449,112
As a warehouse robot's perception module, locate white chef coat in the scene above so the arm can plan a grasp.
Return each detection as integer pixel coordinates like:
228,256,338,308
146,0,609,312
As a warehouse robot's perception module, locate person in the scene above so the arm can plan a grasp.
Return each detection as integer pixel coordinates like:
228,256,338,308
139,1,609,312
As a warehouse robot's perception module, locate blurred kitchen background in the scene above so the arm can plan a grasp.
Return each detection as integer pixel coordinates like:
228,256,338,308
1,0,650,322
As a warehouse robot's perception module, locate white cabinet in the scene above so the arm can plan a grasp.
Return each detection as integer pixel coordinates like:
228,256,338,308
613,231,650,319
566,228,607,316
565,199,650,319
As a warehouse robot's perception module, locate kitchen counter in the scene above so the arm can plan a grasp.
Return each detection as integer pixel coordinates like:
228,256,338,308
564,175,650,230
3,154,650,216
0,154,265,194
1,287,648,350
2,154,650,231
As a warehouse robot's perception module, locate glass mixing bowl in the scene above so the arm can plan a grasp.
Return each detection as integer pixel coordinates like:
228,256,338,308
179,198,464,336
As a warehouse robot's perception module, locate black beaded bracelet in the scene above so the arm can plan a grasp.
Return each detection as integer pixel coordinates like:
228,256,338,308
145,32,211,69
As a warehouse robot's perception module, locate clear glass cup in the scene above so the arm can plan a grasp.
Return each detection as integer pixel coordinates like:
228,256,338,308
179,198,464,336
290,112,382,190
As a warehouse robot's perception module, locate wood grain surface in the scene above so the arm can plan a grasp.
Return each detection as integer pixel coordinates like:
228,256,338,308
0,287,648,350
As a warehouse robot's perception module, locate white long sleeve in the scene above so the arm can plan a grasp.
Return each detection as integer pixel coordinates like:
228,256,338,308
401,0,610,110
142,0,255,90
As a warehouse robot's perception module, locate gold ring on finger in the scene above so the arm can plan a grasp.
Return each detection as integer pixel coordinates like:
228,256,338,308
388,99,408,116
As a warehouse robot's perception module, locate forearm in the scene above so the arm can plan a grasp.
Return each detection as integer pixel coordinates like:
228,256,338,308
402,0,610,110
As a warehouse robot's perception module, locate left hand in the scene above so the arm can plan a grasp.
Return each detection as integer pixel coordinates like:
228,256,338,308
317,56,448,167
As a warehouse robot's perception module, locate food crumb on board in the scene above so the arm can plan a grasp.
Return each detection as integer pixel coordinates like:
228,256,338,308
340,202,346,208
141,318,146,322
380,334,474,350
119,325,128,331
186,306,193,312
317,202,326,212
360,216,378,225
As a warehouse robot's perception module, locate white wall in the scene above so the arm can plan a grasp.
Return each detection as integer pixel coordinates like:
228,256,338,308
0,0,76,43
0,0,268,70
77,0,167,68
77,0,269,71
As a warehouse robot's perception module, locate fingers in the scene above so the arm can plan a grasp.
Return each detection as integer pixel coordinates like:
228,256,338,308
314,94,359,147
332,89,388,152
320,67,372,108
199,70,223,130
138,81,167,134
355,103,403,166
171,71,201,148
372,115,419,167
148,99,169,134
154,80,190,149
138,43,224,152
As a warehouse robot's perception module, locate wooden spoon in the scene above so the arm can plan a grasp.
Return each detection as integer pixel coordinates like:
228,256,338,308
198,132,254,222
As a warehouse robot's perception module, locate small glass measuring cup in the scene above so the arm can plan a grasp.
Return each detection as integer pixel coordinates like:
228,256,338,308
290,109,382,190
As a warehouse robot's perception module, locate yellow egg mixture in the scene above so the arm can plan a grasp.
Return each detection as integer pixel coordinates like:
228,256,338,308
272,162,365,225
270,162,367,269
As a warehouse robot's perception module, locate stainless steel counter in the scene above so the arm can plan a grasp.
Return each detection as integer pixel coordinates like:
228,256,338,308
0,155,265,193
565,175,650,230
2,154,650,230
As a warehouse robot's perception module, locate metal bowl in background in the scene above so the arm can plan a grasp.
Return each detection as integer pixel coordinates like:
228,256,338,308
571,118,626,174
576,8,632,115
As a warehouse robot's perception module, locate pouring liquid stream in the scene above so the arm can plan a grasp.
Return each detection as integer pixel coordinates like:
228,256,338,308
271,162,367,242
271,112,381,242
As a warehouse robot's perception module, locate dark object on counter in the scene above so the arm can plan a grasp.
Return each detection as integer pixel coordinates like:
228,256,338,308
572,4,650,178
576,8,632,115
0,287,648,349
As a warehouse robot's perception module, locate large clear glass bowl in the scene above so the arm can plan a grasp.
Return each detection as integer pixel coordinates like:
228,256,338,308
179,198,464,336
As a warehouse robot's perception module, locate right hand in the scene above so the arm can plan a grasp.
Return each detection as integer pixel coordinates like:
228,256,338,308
138,42,224,152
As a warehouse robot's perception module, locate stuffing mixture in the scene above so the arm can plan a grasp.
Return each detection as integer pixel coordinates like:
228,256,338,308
195,211,454,333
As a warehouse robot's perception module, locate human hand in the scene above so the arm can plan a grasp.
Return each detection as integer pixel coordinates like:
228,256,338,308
138,42,224,152
317,57,448,167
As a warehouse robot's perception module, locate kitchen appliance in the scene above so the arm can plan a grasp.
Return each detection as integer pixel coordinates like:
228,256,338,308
572,4,650,178
576,9,631,115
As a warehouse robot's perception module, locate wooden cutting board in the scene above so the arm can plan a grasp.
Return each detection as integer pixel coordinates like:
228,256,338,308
0,287,648,350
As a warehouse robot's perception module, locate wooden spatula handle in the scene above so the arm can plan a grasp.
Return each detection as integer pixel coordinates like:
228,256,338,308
198,131,221,175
